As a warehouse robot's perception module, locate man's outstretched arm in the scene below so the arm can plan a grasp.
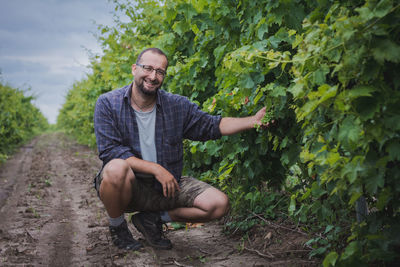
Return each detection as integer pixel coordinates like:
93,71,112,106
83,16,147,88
219,107,270,136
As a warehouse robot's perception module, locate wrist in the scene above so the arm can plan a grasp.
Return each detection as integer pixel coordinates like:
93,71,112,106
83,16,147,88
250,115,258,129
151,162,163,176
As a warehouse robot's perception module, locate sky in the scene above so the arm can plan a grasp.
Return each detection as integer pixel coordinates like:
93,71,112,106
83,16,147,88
0,0,125,124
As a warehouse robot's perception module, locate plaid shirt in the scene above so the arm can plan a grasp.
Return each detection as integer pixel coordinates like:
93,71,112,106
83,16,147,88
94,83,222,185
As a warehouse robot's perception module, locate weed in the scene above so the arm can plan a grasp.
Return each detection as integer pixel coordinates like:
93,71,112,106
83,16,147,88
27,206,40,218
198,255,207,263
45,179,52,187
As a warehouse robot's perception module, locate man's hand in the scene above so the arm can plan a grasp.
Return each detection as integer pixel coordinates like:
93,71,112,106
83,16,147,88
253,107,275,128
154,166,180,198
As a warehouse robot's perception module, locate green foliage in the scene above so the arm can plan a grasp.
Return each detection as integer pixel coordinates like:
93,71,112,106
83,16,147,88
58,0,400,265
0,82,48,162
289,1,400,264
57,78,98,147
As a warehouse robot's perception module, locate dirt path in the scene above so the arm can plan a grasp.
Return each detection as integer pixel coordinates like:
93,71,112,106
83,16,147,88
0,132,316,266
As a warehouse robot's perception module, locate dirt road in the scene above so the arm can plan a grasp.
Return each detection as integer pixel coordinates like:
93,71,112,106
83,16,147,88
0,132,315,266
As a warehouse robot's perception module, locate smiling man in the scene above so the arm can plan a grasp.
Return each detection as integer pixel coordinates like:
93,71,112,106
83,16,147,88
93,47,268,250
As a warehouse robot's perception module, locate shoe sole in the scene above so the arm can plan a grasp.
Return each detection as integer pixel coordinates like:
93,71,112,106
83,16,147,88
132,216,172,250
117,242,143,251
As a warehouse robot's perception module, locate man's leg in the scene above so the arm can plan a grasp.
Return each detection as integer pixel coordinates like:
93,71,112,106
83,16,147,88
99,159,142,250
168,187,229,223
131,178,229,249
99,159,135,217
131,188,228,250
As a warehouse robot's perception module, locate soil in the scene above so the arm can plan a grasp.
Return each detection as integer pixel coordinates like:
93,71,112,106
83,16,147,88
0,132,320,266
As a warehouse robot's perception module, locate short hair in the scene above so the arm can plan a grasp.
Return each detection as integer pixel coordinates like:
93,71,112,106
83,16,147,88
136,48,169,68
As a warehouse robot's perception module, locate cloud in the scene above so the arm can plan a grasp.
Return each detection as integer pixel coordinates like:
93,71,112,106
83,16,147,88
0,0,121,124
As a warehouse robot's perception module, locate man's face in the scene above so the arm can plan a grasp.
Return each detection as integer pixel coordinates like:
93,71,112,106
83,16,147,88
132,51,168,96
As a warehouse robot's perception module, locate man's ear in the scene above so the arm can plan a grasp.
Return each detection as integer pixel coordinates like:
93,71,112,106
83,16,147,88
131,64,136,75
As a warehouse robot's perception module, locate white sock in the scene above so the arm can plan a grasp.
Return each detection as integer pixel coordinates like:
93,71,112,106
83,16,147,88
109,214,124,227
160,211,172,222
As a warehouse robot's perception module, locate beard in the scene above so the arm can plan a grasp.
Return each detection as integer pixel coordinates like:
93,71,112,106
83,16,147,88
136,78,161,96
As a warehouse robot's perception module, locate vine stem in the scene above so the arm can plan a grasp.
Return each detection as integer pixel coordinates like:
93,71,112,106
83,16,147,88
361,3,400,32
251,211,309,236
244,246,275,259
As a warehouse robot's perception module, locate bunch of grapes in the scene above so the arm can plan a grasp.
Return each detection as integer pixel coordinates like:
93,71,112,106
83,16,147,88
255,109,274,131
262,110,273,124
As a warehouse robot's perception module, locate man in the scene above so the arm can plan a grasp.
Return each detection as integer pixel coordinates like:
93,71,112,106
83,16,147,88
94,47,268,250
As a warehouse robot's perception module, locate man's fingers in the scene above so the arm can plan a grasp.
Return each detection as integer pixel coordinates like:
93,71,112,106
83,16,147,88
163,184,168,198
174,180,181,191
161,177,180,198
168,182,174,198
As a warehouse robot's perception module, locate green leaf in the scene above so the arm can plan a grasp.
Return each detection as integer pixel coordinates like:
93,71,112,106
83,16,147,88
270,85,286,97
253,90,263,105
214,44,227,66
172,21,190,36
170,222,185,230
257,20,269,40
386,139,400,161
165,8,177,22
205,141,221,156
241,74,255,89
191,24,200,34
338,116,363,145
346,86,376,99
314,65,329,85
323,251,338,267
384,115,400,131
288,82,304,98
341,158,364,184
365,171,384,194
324,225,334,234
341,241,359,260
297,100,318,121
311,246,327,257
354,96,379,121
376,188,392,211
349,192,362,205
318,85,337,104
374,0,393,18
190,144,197,154
372,39,400,64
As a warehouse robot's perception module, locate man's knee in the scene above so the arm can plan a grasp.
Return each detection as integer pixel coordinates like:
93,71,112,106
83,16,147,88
214,192,230,218
196,188,230,219
102,159,133,188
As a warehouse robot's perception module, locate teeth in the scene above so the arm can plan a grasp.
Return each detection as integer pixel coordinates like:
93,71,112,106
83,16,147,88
145,81,157,87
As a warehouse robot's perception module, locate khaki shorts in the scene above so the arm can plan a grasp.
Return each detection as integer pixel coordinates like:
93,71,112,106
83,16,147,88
94,169,212,213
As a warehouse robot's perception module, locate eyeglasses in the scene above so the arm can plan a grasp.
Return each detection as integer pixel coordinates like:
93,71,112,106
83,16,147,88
136,64,166,77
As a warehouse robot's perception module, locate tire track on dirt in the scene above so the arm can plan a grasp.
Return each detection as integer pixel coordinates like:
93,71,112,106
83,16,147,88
0,141,35,211
35,136,76,266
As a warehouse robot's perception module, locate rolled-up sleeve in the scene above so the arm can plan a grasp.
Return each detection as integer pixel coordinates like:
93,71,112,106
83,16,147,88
94,95,134,165
182,99,222,141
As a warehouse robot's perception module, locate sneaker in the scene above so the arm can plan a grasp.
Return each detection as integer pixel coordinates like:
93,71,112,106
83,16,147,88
109,219,142,250
132,212,172,249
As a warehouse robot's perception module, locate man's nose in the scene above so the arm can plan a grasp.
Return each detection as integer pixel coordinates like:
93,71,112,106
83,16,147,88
148,69,157,80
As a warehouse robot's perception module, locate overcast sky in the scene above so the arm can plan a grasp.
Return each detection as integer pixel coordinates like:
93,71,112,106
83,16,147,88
0,0,125,124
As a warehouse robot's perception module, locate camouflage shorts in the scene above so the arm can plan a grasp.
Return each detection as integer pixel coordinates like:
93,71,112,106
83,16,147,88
94,169,212,213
